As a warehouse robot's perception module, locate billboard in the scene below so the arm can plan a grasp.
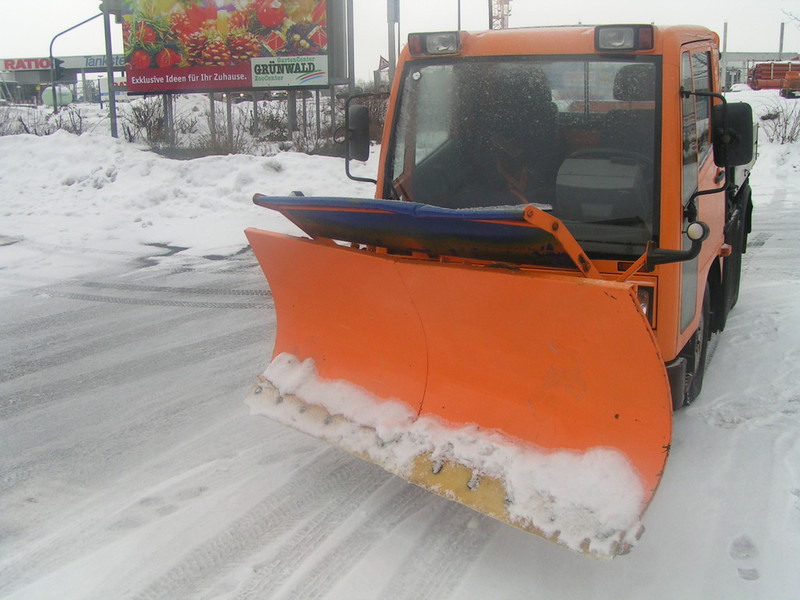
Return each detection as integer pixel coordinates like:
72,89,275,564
122,0,330,94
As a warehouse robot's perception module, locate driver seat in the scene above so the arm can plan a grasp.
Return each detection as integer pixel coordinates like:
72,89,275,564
555,65,655,223
601,64,656,153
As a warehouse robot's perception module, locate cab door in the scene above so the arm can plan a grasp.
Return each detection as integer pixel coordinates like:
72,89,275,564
679,45,723,333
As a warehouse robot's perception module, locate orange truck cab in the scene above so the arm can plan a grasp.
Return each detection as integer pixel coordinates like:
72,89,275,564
356,24,757,409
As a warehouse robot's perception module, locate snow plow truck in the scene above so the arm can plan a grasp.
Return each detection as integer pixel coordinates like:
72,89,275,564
245,24,756,559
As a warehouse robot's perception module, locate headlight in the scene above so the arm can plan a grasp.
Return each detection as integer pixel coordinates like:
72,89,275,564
595,25,654,52
408,32,462,57
636,285,655,325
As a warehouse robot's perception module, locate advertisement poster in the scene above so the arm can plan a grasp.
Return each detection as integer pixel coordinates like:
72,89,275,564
122,0,329,94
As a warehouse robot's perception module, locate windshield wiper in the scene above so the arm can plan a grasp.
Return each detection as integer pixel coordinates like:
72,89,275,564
586,216,648,227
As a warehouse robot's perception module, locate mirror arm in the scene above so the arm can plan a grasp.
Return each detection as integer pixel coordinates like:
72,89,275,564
685,173,729,222
345,157,376,184
646,222,710,268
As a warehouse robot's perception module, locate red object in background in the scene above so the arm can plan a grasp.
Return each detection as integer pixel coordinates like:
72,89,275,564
312,0,327,26
264,30,287,55
309,27,327,51
136,24,156,44
129,50,152,70
184,1,218,31
156,48,181,68
121,0,329,93
126,62,252,93
258,2,287,29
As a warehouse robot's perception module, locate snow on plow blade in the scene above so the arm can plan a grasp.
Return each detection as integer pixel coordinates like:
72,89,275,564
244,197,673,559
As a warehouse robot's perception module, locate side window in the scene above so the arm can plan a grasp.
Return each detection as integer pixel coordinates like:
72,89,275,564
681,52,697,202
391,65,454,178
412,66,454,164
680,49,713,333
692,51,712,162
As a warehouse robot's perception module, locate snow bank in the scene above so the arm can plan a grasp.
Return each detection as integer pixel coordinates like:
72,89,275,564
247,353,647,558
0,130,372,255
0,123,377,287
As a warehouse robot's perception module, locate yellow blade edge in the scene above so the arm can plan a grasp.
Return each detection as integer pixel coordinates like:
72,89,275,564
247,367,647,560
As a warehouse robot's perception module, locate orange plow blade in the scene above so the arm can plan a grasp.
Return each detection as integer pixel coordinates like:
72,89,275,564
244,219,672,559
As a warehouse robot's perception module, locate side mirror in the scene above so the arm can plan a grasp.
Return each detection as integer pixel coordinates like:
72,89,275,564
713,102,754,168
347,104,371,162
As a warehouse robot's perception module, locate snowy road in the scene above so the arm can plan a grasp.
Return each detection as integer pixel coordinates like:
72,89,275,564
0,248,503,599
1,120,799,598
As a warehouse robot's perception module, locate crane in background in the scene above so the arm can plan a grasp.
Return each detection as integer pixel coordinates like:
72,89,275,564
489,0,512,29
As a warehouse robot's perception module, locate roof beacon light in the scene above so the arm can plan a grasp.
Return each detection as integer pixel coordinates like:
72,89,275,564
408,32,462,57
595,25,654,52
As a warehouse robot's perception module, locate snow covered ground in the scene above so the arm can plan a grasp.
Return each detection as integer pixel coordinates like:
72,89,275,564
1,89,799,598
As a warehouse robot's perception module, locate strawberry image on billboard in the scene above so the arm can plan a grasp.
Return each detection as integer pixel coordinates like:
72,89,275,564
122,0,329,94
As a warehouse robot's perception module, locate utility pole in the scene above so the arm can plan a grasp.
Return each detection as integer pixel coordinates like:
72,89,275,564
101,0,120,138
721,22,728,89
388,0,399,86
347,0,355,93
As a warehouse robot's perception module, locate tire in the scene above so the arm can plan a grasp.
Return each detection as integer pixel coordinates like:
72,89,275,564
728,233,744,310
724,212,745,313
726,184,751,311
682,284,711,406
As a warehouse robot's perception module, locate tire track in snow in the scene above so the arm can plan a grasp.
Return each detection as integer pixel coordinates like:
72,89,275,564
0,325,264,419
231,463,394,600
0,373,254,502
0,307,222,384
43,291,270,310
0,422,308,597
0,267,272,388
131,450,374,600
78,280,271,297
376,502,500,600
275,482,430,600
0,303,100,339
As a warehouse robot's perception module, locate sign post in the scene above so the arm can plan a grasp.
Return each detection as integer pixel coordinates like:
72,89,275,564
101,2,119,138
387,0,399,85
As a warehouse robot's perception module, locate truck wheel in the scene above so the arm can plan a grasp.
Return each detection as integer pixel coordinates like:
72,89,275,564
725,214,745,312
727,183,751,311
682,284,711,406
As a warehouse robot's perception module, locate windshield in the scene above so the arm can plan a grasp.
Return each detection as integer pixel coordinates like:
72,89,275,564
387,56,661,259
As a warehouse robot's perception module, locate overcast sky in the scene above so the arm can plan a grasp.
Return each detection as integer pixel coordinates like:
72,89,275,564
1,0,798,79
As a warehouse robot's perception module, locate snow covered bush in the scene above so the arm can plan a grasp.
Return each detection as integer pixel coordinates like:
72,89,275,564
0,104,90,137
760,100,800,144
0,91,376,158
0,107,28,136
120,97,168,145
